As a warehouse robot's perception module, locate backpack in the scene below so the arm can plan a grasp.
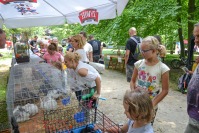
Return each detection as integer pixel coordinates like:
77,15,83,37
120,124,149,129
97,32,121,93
178,73,192,94
130,37,142,60
92,41,99,51
91,40,101,56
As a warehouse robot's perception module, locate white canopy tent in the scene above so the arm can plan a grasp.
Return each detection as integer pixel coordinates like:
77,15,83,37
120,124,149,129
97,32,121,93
0,0,129,29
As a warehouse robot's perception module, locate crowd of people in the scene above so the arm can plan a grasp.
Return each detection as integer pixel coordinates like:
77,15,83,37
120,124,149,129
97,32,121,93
26,32,103,70
1,22,199,133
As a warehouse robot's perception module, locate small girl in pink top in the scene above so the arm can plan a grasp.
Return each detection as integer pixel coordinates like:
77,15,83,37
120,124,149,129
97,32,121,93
40,42,47,54
42,43,62,65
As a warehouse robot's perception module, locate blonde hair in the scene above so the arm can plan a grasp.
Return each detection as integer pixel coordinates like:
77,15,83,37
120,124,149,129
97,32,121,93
64,51,81,63
123,88,153,122
142,36,167,57
52,61,63,71
159,45,167,57
71,34,85,49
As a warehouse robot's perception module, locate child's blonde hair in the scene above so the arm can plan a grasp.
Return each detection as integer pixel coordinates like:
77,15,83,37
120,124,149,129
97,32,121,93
64,51,81,63
123,88,153,122
142,36,167,57
71,34,85,49
52,61,63,71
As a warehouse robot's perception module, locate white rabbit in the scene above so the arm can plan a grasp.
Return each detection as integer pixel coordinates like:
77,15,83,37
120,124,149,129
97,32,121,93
13,106,30,122
22,103,38,116
47,90,61,99
40,96,57,111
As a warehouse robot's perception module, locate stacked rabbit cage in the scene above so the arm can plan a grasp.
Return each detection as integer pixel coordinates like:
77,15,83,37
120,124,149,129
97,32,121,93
6,62,71,132
6,62,120,133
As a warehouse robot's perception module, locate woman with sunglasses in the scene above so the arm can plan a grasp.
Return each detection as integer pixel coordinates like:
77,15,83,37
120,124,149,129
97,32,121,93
70,34,89,63
130,36,170,125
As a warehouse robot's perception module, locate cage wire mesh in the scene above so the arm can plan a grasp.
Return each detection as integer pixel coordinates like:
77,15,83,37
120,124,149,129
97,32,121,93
6,56,120,133
43,106,121,133
6,62,73,133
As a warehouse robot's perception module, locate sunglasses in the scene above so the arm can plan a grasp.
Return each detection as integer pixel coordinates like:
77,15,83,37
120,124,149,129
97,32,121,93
140,49,153,53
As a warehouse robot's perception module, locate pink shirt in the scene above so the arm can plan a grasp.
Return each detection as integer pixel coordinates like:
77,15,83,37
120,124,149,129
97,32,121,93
43,52,61,64
41,48,47,53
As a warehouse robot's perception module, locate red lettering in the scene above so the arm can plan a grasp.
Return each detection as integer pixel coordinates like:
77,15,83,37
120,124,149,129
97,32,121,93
79,9,99,24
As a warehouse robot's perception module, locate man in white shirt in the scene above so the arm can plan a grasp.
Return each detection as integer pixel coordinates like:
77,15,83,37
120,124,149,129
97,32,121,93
80,31,93,62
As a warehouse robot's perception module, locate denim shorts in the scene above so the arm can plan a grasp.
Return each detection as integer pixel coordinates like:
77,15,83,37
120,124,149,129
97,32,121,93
125,64,134,82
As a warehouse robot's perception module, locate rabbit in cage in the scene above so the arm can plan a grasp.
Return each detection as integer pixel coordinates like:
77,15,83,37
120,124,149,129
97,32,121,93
39,82,53,96
47,89,62,99
40,96,57,111
13,106,30,122
22,103,38,116
15,88,39,103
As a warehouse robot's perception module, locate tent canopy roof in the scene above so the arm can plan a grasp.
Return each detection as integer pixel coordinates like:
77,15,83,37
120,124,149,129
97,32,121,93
0,0,129,28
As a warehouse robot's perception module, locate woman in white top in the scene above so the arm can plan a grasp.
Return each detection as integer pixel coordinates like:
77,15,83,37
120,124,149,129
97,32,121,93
70,34,89,63
65,51,101,101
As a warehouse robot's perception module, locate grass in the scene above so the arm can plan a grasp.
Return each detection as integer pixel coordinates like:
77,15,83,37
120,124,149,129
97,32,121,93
0,51,12,100
0,51,12,127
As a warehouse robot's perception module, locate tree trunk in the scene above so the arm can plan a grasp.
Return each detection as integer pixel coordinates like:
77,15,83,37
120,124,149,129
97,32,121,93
177,0,184,57
188,0,195,43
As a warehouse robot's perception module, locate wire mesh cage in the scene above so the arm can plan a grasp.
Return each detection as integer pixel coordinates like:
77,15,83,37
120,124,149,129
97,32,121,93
43,106,120,133
6,62,73,133
6,53,119,133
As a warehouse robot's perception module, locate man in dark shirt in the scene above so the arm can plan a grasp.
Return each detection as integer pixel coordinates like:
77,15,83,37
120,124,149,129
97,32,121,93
29,36,38,53
88,35,102,62
125,27,141,82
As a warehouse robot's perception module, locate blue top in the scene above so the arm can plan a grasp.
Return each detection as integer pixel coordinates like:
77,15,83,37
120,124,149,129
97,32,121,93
127,120,154,133
66,44,74,51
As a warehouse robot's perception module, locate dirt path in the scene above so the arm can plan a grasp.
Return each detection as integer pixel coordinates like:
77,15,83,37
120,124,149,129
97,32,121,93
98,69,188,133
